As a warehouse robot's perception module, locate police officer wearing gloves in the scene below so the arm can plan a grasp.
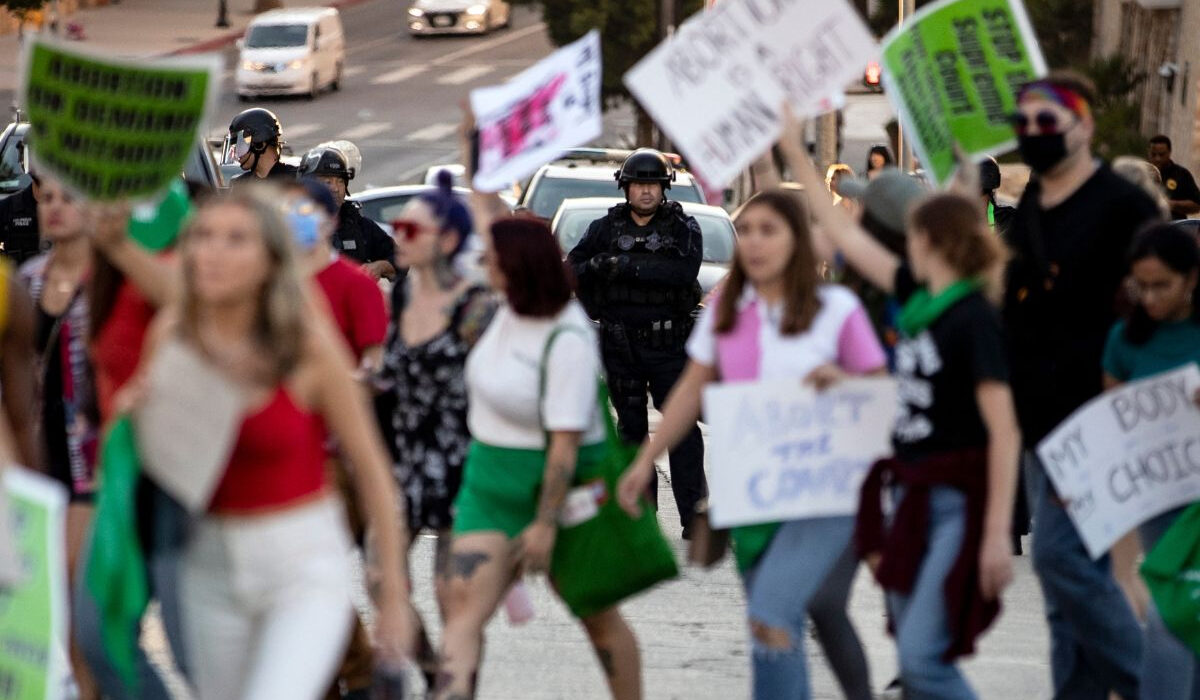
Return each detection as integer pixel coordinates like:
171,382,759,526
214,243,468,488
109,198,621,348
226,108,298,184
567,148,707,538
301,145,397,281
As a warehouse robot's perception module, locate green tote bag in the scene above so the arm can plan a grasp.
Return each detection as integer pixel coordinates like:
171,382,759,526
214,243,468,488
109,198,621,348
1140,502,1200,655
539,327,679,619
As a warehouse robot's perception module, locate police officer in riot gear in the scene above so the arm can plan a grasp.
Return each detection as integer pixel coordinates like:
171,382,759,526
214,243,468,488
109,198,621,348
568,148,706,537
300,145,397,281
226,108,298,184
0,170,42,265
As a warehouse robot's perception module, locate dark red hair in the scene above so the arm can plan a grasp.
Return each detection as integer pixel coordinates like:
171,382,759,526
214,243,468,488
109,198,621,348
491,217,573,317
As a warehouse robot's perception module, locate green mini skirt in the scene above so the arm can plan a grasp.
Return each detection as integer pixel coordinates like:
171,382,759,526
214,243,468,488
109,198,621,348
453,440,608,539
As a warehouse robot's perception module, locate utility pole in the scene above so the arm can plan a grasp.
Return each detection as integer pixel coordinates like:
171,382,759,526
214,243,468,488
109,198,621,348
216,0,229,28
656,0,675,152
897,0,915,172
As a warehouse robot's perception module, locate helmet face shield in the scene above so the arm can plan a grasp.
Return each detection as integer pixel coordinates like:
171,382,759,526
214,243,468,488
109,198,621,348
233,130,254,160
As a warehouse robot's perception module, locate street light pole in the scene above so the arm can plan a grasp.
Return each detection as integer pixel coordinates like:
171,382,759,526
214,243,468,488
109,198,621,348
216,0,230,28
897,0,915,172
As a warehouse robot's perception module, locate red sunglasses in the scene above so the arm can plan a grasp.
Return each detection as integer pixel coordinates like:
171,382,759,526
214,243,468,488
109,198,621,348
391,219,433,241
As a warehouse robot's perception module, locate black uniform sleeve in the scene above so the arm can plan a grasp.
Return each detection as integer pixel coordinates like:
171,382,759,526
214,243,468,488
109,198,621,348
624,214,702,284
1174,167,1200,205
359,216,397,264
567,218,608,286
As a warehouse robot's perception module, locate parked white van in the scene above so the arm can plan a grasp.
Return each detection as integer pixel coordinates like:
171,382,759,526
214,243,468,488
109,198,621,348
236,8,345,100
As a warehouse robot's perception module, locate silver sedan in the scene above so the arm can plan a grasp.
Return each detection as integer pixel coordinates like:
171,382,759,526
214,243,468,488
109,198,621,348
407,0,510,36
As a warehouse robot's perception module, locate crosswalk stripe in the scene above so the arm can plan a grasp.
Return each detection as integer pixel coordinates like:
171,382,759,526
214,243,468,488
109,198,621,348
436,64,494,85
284,123,323,140
343,65,367,78
405,122,459,142
371,65,427,85
338,122,393,140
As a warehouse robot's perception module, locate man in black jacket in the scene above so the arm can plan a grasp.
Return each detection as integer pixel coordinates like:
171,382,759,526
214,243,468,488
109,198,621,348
300,145,396,281
0,173,42,265
567,148,706,537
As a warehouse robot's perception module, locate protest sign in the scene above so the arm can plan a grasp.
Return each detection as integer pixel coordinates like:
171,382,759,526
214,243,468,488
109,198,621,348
703,378,897,528
1038,364,1200,560
623,0,877,187
20,37,219,201
0,466,68,700
880,0,1046,185
469,30,602,193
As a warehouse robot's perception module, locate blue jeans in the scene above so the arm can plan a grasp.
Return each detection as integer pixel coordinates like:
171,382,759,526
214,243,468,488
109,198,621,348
1026,455,1141,699
886,486,976,699
74,484,190,699
742,515,869,700
1139,508,1200,700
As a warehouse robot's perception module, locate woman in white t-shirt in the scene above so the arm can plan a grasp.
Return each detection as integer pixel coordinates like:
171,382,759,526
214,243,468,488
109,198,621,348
432,213,642,700
618,190,886,700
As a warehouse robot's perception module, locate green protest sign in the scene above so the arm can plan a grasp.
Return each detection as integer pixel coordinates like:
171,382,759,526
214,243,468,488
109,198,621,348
20,38,219,201
880,0,1046,185
0,467,68,700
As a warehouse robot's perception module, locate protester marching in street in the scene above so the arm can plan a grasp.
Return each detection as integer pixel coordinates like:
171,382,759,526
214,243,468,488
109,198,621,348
117,184,412,700
19,174,102,699
1004,71,1163,699
1101,223,1200,699
616,170,886,698
374,169,496,689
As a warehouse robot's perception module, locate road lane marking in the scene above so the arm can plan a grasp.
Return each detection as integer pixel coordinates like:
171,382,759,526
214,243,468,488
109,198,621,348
430,22,547,67
339,122,393,140
284,123,324,140
405,122,459,142
436,65,494,85
371,65,427,85
344,66,367,78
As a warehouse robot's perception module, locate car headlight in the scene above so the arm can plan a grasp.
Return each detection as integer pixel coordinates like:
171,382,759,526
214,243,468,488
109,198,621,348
241,60,257,70
408,7,424,16
466,4,487,15
287,59,306,70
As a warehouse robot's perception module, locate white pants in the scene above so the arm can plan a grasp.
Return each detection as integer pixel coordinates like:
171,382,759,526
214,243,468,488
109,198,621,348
181,496,355,700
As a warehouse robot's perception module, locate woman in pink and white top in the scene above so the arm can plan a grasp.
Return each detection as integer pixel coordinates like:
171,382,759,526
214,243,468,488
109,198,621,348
618,190,885,699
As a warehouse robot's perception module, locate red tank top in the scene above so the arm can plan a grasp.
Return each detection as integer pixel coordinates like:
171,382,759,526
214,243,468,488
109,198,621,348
208,387,328,513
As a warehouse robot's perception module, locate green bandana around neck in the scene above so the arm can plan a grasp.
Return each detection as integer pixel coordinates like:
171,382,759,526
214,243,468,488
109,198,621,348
896,277,982,337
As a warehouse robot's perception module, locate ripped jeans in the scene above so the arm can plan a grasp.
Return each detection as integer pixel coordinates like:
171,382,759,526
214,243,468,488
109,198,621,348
742,515,870,700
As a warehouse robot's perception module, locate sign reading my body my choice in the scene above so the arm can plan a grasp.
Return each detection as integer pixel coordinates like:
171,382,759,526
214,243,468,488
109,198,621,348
623,0,878,188
880,0,1046,185
703,378,898,528
20,38,219,201
1038,364,1200,559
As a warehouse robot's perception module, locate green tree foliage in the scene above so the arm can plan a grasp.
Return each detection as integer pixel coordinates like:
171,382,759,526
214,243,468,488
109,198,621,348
1082,54,1146,159
1026,0,1093,69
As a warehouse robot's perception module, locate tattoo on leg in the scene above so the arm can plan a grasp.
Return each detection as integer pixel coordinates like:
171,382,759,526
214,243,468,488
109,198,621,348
596,647,616,678
449,551,491,579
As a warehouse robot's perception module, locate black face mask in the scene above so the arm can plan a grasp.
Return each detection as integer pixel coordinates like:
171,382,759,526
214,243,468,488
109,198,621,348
1018,133,1069,175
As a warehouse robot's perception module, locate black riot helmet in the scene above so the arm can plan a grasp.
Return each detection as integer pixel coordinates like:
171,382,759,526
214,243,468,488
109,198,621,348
301,146,355,182
615,148,675,191
228,108,283,156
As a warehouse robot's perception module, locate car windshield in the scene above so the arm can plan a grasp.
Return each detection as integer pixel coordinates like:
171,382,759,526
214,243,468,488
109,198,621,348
0,127,28,195
245,24,309,48
556,208,735,263
357,194,421,224
528,175,702,219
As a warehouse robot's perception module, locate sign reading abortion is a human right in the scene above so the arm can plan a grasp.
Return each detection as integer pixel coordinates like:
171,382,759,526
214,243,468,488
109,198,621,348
1038,364,1200,559
703,378,897,528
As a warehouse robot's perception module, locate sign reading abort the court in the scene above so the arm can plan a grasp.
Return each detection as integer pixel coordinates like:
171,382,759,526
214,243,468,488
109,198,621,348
1038,364,1200,559
703,378,897,528
21,38,218,200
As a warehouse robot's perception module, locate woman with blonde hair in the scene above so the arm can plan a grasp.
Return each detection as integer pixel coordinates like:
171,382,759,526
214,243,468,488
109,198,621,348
127,184,411,699
1113,156,1172,220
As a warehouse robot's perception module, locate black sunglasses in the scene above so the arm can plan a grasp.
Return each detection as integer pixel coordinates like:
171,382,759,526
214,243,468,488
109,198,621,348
1010,110,1076,136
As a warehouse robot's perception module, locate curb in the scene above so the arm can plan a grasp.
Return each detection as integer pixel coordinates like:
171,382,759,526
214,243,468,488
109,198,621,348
168,0,379,56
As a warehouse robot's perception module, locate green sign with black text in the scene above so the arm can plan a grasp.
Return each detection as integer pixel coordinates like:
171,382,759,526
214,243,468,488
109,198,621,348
880,0,1046,184
21,39,218,200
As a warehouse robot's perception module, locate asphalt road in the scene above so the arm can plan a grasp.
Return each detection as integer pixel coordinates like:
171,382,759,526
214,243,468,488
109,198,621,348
208,3,562,189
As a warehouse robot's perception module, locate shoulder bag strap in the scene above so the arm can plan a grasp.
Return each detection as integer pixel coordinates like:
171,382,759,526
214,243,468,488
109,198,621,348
537,325,621,451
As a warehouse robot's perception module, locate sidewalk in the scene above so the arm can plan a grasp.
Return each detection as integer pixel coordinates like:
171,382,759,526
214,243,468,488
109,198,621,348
0,0,371,93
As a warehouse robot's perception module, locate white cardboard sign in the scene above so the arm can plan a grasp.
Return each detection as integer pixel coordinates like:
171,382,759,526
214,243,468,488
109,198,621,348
624,0,878,187
703,377,898,528
469,30,602,193
1037,364,1200,559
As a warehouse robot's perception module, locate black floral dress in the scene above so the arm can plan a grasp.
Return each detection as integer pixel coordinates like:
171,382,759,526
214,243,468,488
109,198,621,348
382,284,495,532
